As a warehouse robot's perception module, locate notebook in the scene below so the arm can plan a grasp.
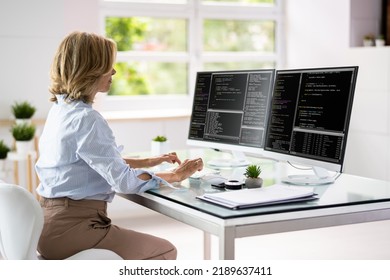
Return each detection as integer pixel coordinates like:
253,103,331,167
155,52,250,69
197,184,318,209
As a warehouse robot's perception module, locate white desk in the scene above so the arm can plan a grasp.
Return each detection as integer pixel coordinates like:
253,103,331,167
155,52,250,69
119,150,390,260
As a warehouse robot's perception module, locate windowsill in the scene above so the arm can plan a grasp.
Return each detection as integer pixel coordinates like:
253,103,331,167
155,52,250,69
100,108,191,122
0,109,191,126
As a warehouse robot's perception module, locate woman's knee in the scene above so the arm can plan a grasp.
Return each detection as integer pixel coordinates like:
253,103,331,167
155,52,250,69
163,244,177,260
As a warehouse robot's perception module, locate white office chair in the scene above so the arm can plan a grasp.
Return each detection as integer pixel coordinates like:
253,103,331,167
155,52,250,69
0,183,123,260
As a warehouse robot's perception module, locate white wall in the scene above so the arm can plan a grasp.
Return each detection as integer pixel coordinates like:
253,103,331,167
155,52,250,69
344,48,390,181
285,0,390,181
1,0,389,181
350,0,383,47
0,0,190,158
285,0,350,68
108,117,191,155
0,0,99,121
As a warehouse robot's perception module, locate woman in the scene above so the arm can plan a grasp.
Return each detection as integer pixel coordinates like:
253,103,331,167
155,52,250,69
35,31,203,260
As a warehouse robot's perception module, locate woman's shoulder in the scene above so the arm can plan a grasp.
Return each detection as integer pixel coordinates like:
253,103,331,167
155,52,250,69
84,109,107,124
71,103,108,129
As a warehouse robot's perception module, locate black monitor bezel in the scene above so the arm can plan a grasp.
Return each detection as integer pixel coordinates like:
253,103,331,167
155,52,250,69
263,66,359,173
187,68,276,157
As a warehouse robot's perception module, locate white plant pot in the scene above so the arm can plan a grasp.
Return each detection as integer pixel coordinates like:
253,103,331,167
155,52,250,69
0,159,6,181
245,177,263,189
15,140,34,156
15,118,32,125
363,39,374,47
151,141,170,156
375,39,385,47
0,159,5,171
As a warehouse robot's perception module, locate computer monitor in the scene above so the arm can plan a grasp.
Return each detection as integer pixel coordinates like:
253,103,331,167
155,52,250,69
187,69,275,167
263,66,359,185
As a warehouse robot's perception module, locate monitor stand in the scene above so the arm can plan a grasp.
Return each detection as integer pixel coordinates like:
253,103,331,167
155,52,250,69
281,166,335,185
207,150,251,167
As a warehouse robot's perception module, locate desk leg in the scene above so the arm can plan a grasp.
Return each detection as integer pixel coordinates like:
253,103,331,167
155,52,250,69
27,154,32,193
13,161,19,185
203,231,211,260
219,227,235,260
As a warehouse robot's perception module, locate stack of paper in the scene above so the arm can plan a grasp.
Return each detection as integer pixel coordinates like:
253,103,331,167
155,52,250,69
197,184,318,209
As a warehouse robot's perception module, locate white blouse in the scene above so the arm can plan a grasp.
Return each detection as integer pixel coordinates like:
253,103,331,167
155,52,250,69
35,95,162,202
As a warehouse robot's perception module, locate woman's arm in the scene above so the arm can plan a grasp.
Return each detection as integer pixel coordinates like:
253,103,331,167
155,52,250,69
123,152,181,168
123,151,203,182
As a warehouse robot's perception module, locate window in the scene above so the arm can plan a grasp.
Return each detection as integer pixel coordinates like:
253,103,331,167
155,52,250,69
100,0,283,112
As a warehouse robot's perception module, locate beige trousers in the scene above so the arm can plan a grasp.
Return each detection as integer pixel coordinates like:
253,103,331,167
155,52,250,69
38,197,177,260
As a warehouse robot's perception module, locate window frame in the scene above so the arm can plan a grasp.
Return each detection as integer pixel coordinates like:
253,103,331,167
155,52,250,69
99,0,284,113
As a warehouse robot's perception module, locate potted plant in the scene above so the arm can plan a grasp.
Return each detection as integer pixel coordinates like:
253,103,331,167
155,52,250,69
0,140,10,173
375,34,385,47
11,123,36,155
243,164,263,188
11,101,36,124
363,34,374,47
0,140,10,160
151,135,170,156
153,135,167,142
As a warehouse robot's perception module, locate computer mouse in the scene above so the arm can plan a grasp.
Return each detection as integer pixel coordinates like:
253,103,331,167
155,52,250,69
201,174,227,185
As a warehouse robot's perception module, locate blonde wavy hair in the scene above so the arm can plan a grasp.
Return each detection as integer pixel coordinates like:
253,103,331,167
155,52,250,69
49,31,117,104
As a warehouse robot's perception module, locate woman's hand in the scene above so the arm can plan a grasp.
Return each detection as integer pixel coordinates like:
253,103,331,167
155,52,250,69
156,157,204,183
158,152,182,165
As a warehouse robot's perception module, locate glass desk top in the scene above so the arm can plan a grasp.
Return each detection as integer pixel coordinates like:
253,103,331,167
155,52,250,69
146,175,390,219
142,149,390,219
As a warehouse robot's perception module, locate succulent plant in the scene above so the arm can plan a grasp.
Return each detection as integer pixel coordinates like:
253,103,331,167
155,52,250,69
152,135,167,142
243,164,262,178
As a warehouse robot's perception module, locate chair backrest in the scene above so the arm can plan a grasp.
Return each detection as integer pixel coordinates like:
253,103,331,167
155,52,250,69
0,183,42,259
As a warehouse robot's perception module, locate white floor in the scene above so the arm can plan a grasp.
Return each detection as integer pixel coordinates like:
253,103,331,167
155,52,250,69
109,195,390,260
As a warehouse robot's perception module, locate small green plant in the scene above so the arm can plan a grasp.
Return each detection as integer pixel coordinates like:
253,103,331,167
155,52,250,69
244,164,262,178
0,140,10,159
152,135,167,142
364,34,374,40
11,123,36,141
11,101,36,119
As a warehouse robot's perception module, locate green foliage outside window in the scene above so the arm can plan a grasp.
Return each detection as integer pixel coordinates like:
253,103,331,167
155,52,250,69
105,17,187,96
106,17,147,52
109,62,150,96
110,62,187,96
204,19,275,52
205,0,274,3
204,61,275,71
106,17,150,96
104,1,276,96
